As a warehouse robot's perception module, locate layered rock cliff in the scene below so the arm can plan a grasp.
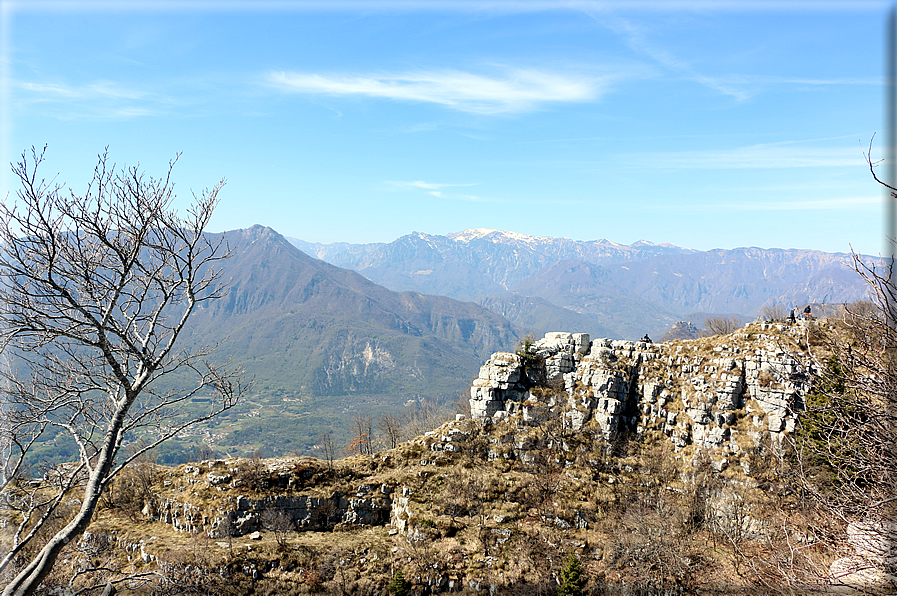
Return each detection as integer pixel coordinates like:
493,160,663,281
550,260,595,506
469,325,812,468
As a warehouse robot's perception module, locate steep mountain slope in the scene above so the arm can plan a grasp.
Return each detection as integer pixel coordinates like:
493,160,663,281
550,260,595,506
603,247,866,315
774,265,871,308
186,226,519,398
292,232,502,299
475,292,617,340
509,259,680,339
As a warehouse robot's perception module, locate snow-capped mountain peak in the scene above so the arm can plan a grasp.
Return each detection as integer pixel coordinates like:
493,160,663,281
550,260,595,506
448,228,566,245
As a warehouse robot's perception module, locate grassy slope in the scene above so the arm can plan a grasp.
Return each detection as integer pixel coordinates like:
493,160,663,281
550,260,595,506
20,322,855,595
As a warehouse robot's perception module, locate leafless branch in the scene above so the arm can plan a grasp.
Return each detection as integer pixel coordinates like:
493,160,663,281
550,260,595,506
0,147,247,596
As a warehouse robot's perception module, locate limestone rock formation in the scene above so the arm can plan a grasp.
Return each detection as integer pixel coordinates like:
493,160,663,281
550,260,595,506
829,522,897,591
143,459,393,538
105,322,897,595
660,320,700,342
469,327,811,460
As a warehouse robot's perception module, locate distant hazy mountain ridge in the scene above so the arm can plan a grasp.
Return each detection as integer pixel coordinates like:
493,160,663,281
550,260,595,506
288,229,867,339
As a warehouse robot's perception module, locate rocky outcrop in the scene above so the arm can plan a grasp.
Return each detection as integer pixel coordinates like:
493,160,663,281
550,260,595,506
660,320,700,342
143,459,394,538
147,488,393,538
829,522,897,592
142,327,815,545
469,327,812,462
216,489,392,536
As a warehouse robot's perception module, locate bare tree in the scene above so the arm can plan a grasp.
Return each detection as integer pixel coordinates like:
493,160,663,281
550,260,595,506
744,258,897,595
794,255,897,522
703,315,741,336
740,138,897,594
377,412,403,450
402,398,451,439
760,303,787,322
0,147,248,596
315,430,337,471
347,413,374,456
261,509,294,550
455,386,472,418
187,442,215,463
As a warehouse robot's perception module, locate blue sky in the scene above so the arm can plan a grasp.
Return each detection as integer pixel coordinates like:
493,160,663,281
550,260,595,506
0,0,890,255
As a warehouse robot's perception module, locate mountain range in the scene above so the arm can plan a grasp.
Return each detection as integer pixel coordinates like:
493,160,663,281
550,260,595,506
139,224,871,456
289,229,869,339
184,225,517,400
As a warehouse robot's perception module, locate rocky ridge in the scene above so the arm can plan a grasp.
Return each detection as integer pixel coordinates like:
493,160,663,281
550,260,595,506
139,324,812,542
78,323,894,594
469,326,809,469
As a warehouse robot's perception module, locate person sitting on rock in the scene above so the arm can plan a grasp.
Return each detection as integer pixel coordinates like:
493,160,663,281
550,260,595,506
641,334,652,343
803,305,811,320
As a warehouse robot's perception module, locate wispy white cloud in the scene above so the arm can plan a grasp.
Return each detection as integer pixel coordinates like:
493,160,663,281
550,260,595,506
691,73,877,101
17,80,157,101
14,79,171,119
605,17,767,100
629,143,865,170
268,67,608,114
385,179,510,203
387,180,479,190
595,15,877,102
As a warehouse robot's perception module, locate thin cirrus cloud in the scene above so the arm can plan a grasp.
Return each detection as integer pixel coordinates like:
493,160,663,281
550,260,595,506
267,68,606,114
690,73,878,102
15,80,171,119
387,180,479,190
628,143,865,170
385,180,506,203
17,80,154,101
598,16,878,102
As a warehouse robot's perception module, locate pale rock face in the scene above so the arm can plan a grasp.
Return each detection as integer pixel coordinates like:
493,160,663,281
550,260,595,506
829,557,897,591
545,352,575,382
470,352,526,419
565,408,589,431
468,329,810,457
474,352,521,389
533,332,590,382
150,488,392,537
847,521,897,566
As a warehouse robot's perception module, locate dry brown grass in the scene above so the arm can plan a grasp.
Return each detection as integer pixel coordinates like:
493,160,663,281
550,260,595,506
46,323,866,594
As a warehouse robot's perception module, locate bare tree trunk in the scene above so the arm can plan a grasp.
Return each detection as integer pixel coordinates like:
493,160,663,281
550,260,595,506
0,148,247,596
